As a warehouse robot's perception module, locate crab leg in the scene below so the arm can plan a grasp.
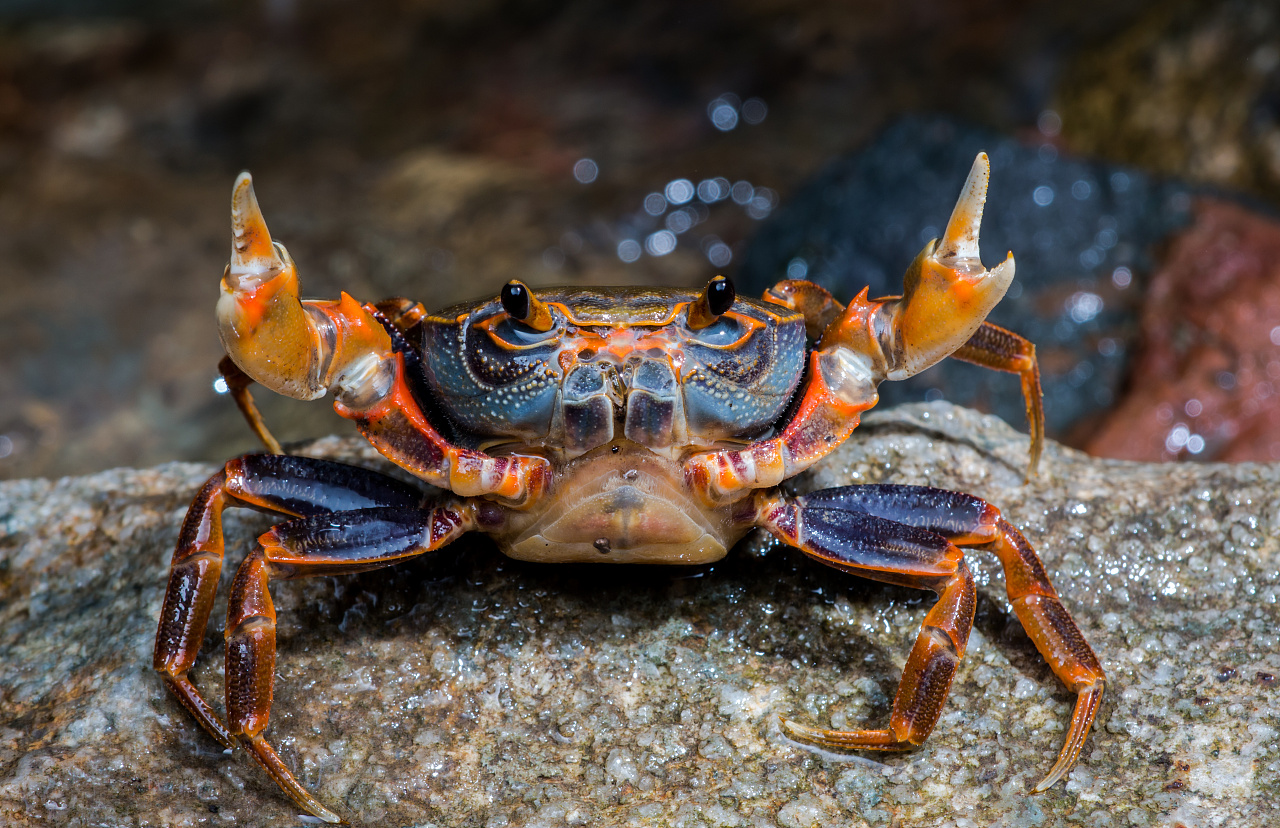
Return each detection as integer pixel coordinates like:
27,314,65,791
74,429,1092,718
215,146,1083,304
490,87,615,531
753,484,1104,792
951,323,1043,474
223,503,475,823
690,153,1017,501
755,490,977,749
217,356,285,455
154,456,426,793
216,174,548,504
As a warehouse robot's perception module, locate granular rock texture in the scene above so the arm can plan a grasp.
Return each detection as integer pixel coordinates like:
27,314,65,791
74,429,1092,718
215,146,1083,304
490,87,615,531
2,403,1278,827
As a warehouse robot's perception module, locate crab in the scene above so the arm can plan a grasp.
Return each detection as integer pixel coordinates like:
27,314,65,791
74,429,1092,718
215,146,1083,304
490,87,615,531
154,153,1104,823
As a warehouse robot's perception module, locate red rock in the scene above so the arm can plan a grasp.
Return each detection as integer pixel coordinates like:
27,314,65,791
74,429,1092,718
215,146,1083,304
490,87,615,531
1087,198,1280,462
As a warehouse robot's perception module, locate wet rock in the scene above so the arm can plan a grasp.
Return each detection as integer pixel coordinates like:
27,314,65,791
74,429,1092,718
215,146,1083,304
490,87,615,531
1087,197,1280,462
737,115,1194,443
2,403,1278,826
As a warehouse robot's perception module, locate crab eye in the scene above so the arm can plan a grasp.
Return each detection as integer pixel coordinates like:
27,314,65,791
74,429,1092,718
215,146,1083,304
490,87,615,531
706,275,735,315
687,275,736,330
500,280,555,332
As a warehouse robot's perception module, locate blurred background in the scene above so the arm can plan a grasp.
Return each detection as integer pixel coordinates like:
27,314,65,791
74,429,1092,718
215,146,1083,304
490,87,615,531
1,0,1278,480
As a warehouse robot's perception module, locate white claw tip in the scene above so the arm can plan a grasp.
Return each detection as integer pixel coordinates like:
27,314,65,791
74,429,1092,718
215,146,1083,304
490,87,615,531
228,171,284,284
936,152,991,264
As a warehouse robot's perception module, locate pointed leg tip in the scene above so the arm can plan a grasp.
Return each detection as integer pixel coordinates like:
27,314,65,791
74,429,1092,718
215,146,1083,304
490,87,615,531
1031,764,1069,794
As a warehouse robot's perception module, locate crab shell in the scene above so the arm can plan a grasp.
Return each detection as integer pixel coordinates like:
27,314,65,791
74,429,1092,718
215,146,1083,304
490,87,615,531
419,287,806,456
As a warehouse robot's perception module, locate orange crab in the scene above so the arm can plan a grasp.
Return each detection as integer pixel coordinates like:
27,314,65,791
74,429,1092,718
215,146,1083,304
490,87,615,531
154,154,1104,822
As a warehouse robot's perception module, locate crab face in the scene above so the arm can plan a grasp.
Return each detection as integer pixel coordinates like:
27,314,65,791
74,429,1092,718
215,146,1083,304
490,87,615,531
417,286,807,457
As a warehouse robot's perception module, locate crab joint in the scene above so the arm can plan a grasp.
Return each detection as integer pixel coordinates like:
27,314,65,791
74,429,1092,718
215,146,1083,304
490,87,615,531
216,173,394,408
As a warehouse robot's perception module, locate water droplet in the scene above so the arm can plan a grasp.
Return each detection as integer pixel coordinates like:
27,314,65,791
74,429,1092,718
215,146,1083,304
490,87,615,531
643,193,667,216
572,158,598,184
664,179,695,205
708,95,739,131
1037,110,1062,137
697,178,729,203
617,239,642,263
1067,291,1104,323
644,230,677,257
1033,185,1054,206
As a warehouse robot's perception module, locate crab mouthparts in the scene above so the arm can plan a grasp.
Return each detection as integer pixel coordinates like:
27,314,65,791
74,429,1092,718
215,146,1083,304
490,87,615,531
501,443,736,565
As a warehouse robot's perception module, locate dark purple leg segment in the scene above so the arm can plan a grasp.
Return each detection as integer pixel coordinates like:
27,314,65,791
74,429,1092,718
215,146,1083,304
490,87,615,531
227,454,425,517
800,484,999,544
756,490,975,748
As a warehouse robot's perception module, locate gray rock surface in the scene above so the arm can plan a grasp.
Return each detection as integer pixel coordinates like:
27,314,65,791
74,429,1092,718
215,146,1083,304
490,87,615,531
2,402,1278,827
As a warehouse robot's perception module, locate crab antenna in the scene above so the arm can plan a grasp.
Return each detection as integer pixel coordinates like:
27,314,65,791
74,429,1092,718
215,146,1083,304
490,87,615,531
934,152,989,265
228,172,285,288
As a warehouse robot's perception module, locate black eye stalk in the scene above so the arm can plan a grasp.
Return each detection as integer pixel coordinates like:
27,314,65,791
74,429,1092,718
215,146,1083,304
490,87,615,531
500,280,555,332
687,275,736,330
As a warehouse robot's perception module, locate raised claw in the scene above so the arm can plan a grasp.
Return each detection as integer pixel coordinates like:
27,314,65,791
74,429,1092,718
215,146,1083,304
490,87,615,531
811,151,1017,407
882,152,1015,381
216,174,395,406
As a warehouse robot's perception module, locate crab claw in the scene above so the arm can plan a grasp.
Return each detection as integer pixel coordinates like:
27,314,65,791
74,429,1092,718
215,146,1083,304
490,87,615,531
217,174,393,406
880,152,1015,381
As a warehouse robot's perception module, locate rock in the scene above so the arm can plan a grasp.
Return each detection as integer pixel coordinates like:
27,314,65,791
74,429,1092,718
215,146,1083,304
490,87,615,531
736,115,1194,444
1087,197,1280,463
2,403,1279,826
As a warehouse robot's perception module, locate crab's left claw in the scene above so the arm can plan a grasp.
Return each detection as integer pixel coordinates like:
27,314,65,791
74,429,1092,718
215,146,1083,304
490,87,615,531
216,173,395,407
879,152,1015,381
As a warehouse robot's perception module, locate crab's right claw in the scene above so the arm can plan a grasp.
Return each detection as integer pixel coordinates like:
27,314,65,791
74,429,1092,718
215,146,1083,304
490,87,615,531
217,174,394,407
880,152,1016,381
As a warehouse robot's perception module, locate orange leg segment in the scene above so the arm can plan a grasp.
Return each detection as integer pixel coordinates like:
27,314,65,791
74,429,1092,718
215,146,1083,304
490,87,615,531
952,321,1044,475
222,504,474,823
218,356,285,455
753,484,1103,791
